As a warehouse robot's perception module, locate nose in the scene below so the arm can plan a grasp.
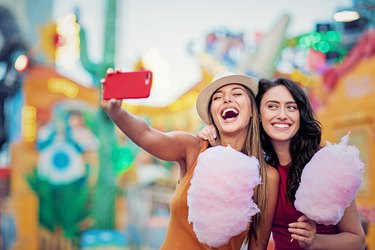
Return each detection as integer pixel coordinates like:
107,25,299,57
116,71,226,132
224,96,233,103
276,108,287,119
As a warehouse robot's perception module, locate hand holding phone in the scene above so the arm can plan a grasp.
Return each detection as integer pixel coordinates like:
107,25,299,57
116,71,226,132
103,70,153,100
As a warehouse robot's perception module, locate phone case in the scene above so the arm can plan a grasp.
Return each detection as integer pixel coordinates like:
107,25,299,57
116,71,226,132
103,70,153,99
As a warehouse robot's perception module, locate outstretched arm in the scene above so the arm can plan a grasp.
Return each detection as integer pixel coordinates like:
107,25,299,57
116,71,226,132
102,98,196,161
101,71,201,166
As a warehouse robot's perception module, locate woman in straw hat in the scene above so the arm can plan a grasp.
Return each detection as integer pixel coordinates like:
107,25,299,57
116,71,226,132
101,70,279,249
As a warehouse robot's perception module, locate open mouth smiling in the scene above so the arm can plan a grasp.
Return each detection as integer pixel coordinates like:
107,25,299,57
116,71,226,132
221,108,239,120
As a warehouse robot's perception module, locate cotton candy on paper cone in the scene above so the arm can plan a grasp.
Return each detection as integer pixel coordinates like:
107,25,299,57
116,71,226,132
187,145,261,247
295,134,364,225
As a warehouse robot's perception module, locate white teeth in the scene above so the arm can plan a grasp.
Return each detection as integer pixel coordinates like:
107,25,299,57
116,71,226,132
274,123,289,128
221,108,238,117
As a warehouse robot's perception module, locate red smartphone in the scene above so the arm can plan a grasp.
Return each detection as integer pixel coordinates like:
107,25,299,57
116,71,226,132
103,70,153,99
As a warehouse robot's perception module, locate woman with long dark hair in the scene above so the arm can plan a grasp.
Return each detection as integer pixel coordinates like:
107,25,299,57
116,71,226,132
256,78,365,249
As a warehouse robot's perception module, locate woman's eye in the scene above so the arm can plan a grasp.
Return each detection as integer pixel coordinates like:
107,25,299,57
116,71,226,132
267,104,277,109
212,95,222,101
287,105,298,111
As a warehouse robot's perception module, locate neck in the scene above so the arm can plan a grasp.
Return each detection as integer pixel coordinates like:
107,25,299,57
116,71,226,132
219,132,247,151
272,140,291,166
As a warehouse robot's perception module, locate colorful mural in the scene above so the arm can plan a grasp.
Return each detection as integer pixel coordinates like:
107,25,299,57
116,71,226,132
10,64,99,250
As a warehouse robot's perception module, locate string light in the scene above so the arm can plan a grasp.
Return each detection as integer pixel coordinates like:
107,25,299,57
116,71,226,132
47,78,79,98
22,106,37,142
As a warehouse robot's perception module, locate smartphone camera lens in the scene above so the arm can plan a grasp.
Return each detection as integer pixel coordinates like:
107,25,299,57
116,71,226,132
145,72,151,85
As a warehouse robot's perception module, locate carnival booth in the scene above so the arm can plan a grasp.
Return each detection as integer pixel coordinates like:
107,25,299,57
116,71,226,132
317,29,375,249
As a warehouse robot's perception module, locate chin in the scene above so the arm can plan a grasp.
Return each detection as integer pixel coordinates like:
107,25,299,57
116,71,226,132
271,136,293,143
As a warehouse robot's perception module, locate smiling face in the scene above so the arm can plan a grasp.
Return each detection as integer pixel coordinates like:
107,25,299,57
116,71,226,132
259,85,300,146
209,84,252,137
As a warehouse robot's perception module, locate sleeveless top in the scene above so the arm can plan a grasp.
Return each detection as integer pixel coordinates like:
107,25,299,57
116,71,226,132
272,164,339,250
160,141,248,250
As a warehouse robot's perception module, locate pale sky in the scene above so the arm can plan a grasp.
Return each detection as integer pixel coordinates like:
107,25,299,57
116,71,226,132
53,0,353,106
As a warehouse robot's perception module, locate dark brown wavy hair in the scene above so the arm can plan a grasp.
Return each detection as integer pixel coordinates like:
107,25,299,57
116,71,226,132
256,78,322,201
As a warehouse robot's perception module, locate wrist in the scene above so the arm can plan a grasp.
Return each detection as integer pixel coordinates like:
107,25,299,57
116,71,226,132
109,108,123,121
307,234,320,250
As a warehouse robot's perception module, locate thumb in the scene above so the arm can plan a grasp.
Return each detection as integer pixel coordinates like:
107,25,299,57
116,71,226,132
297,215,309,222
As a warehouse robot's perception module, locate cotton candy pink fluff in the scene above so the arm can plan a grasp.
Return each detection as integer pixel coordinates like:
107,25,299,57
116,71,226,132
295,134,364,225
187,145,261,247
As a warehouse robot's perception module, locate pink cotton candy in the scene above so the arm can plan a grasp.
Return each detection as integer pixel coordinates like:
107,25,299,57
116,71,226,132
187,145,261,247
295,134,364,225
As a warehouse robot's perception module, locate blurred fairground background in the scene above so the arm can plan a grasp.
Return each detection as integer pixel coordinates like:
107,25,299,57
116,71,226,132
0,0,375,249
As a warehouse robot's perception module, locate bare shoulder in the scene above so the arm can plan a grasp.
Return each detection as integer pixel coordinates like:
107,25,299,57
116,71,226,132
266,164,279,183
168,131,204,173
168,131,203,159
265,164,279,194
183,133,205,154
265,165,279,208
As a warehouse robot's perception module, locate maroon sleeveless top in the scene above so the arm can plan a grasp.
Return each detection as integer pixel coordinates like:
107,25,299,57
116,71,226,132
272,164,339,250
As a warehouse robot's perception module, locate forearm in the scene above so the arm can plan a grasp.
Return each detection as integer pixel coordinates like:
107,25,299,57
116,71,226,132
100,83,188,161
107,107,193,162
248,215,273,250
311,232,365,250
249,235,269,250
109,108,151,145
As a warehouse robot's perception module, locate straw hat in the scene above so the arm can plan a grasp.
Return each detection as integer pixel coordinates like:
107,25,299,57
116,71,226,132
196,72,258,124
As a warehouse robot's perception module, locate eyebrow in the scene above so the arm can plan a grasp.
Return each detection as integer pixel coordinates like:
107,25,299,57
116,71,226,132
266,100,297,105
214,86,245,94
